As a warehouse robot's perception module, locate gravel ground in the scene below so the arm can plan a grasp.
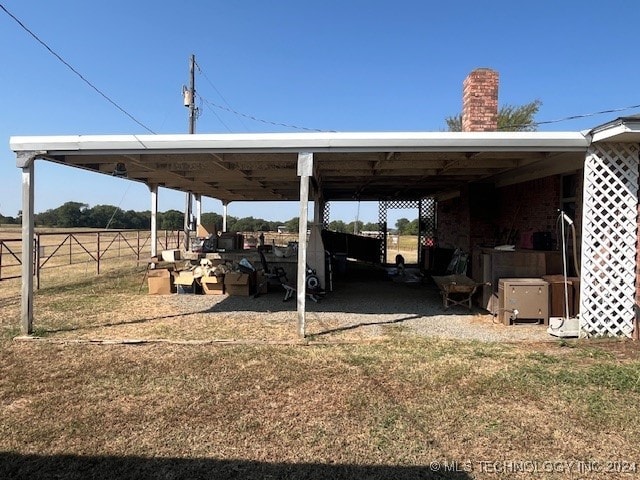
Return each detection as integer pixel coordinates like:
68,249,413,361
159,267,554,343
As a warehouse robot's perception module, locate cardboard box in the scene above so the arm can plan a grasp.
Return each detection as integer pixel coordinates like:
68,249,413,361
201,275,225,295
173,270,201,294
174,270,195,285
161,249,182,262
197,223,217,238
224,272,254,296
148,268,173,295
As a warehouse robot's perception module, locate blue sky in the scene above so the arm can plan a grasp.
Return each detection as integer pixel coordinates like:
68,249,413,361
1,0,639,225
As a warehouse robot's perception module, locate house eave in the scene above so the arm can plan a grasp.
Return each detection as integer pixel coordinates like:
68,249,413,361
590,117,640,143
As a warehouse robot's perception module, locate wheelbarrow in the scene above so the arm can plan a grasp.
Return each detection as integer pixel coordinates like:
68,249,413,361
432,274,488,311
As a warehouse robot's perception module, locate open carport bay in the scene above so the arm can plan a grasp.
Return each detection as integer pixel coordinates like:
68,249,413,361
12,260,550,344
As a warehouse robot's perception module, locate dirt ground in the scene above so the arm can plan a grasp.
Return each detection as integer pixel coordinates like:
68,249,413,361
1,261,553,345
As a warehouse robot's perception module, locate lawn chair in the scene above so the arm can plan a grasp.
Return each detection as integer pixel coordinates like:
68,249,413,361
254,249,288,298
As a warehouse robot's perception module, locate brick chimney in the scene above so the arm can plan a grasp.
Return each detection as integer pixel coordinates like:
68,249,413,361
462,68,499,132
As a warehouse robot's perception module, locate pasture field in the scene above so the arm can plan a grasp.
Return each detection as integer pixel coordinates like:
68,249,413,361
0,227,181,284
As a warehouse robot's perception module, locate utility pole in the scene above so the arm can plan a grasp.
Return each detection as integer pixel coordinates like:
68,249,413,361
188,54,196,135
183,54,197,250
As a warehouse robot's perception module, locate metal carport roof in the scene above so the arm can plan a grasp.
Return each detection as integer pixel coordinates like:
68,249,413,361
10,131,589,203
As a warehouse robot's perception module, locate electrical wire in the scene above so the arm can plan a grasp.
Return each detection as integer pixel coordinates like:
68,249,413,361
198,93,328,132
536,103,640,127
499,103,640,131
198,94,233,132
104,183,132,229
195,61,251,132
194,61,330,132
0,3,156,134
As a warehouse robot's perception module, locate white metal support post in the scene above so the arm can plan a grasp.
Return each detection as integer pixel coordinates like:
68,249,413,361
222,202,228,232
297,152,313,338
195,194,202,226
150,184,158,258
19,155,35,335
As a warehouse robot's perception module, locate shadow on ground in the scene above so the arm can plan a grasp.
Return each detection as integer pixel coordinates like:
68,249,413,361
202,273,483,317
0,452,473,480
39,262,488,336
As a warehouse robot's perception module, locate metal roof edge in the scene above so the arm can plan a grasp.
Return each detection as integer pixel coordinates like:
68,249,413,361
590,122,640,143
588,115,640,143
10,131,590,154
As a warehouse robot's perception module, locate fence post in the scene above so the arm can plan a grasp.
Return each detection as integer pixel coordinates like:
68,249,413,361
0,241,3,282
136,230,140,265
165,230,168,251
69,235,72,265
96,232,100,275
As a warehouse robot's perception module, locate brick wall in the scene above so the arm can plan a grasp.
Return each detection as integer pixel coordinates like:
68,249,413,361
437,176,562,250
496,176,561,245
436,194,470,250
462,68,499,132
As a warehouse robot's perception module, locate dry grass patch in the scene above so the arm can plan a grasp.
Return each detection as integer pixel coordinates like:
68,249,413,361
1,337,639,479
2,263,640,478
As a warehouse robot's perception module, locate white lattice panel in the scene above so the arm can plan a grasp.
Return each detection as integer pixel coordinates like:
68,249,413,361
580,143,638,337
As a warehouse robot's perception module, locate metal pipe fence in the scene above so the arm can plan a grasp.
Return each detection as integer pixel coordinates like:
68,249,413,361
0,230,182,288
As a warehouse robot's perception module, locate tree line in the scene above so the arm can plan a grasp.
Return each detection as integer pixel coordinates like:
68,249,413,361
1,201,420,234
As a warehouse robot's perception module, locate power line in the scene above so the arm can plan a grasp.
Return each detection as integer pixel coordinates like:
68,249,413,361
496,103,640,131
199,95,329,132
197,95,233,132
104,183,132,230
0,3,156,134
195,61,250,131
534,103,640,127
194,61,330,132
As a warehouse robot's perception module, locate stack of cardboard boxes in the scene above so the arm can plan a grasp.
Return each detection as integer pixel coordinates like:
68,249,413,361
147,250,258,297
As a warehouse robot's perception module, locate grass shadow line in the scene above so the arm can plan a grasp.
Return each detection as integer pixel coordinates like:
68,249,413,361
310,314,424,337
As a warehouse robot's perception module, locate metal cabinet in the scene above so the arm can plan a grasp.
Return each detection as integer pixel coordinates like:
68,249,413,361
498,278,549,325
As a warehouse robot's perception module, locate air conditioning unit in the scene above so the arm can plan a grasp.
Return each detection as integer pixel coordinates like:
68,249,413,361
498,278,549,325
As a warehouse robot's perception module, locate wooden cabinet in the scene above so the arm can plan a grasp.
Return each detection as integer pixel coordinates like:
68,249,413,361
472,248,562,314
